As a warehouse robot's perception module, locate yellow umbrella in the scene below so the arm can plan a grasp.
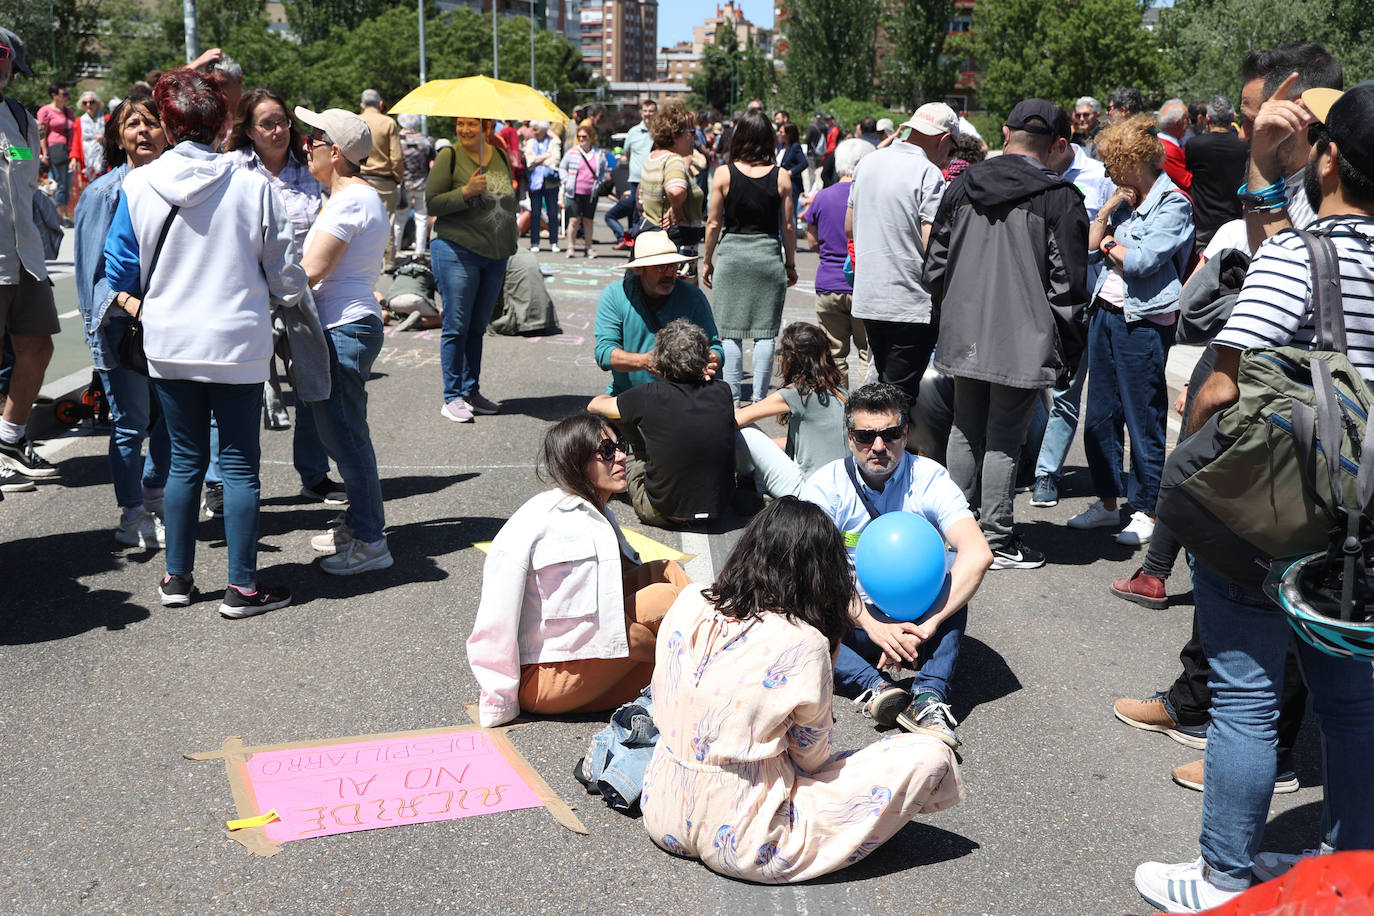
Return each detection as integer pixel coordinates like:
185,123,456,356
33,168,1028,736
390,75,569,124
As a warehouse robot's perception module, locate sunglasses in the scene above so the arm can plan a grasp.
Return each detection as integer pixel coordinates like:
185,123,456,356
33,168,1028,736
1073,111,1094,119
595,436,628,461
1307,121,1329,148
305,133,332,151
849,424,906,446
0,46,12,62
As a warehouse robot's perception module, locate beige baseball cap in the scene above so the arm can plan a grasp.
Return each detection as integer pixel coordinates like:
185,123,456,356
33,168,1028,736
294,106,373,165
901,102,959,137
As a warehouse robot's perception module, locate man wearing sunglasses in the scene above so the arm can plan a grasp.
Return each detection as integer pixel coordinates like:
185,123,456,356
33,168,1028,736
0,27,62,483
1134,82,1374,914
802,383,992,750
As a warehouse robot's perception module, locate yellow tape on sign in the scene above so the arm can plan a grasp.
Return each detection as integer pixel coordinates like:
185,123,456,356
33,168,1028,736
227,809,280,830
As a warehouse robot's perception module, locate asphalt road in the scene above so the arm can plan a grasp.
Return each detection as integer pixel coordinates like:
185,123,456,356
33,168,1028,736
0,233,1324,916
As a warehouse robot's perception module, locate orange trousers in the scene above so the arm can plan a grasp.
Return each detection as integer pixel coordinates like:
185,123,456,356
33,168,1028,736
518,559,690,715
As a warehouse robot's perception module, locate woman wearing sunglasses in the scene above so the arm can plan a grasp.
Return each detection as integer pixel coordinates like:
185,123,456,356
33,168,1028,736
467,412,690,728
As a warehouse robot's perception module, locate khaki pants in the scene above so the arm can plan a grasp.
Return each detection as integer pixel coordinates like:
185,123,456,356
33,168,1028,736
364,175,400,270
815,292,869,378
518,559,690,715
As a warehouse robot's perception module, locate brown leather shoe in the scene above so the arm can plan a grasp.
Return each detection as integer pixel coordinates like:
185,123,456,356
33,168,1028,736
1110,567,1169,609
1113,693,1209,748
1172,759,1300,794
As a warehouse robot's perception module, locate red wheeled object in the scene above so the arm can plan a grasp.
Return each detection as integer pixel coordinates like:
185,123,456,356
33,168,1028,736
53,371,109,427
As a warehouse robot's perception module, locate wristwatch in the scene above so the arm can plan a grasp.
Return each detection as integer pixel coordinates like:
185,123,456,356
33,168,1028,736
1102,240,1118,253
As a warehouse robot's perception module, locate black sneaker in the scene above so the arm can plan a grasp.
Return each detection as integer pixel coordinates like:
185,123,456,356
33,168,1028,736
202,483,224,519
896,693,962,748
219,583,292,619
299,476,348,505
1,464,37,492
159,573,194,607
990,536,1045,570
0,437,57,477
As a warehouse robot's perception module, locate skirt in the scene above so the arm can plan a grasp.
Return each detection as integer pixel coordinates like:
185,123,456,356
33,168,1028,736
712,233,787,339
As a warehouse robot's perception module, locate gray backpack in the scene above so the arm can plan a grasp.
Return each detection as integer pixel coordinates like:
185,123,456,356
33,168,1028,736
1156,229,1374,591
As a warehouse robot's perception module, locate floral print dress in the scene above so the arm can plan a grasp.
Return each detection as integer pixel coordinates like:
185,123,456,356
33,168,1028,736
641,586,964,883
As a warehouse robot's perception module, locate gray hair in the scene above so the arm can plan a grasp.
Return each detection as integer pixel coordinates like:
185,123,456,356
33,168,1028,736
834,137,873,178
1206,95,1236,125
79,91,100,105
1075,96,1101,114
1158,99,1189,129
530,120,550,131
211,54,242,82
361,88,382,108
398,113,421,131
652,318,710,384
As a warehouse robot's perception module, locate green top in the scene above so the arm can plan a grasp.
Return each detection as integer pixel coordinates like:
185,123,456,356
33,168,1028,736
639,151,703,227
426,143,519,261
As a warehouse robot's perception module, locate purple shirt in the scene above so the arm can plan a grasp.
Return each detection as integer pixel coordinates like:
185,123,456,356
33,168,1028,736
805,181,853,294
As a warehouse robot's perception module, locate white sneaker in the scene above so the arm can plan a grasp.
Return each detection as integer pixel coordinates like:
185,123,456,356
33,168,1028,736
1252,848,1327,882
1067,500,1121,529
1116,511,1155,546
311,520,353,555
320,537,394,575
550,244,560,253
115,509,166,549
529,244,540,253
1134,858,1243,913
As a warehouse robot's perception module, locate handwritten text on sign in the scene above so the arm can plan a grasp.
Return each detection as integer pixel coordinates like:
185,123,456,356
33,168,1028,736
244,731,545,842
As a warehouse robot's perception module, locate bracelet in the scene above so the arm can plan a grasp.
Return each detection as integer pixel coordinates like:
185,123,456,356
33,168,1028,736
1238,179,1286,209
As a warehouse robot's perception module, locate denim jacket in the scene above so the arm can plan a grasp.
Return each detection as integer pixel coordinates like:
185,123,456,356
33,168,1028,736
73,164,129,371
1091,171,1195,321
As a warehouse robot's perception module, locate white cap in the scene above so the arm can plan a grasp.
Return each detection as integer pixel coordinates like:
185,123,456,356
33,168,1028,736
875,117,895,134
901,103,959,137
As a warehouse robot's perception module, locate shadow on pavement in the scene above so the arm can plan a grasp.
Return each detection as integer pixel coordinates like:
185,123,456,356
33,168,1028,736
949,636,1023,720
497,395,599,422
806,821,978,884
1024,519,1140,566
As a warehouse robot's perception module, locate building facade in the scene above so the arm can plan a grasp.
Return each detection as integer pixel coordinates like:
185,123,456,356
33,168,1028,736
579,0,658,82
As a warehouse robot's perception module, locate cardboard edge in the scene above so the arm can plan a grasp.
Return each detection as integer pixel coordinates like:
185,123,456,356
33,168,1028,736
220,736,282,857
486,730,589,836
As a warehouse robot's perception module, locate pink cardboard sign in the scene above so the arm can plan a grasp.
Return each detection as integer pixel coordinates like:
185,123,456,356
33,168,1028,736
243,730,546,843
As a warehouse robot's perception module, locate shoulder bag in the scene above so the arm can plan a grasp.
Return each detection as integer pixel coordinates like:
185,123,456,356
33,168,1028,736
117,205,180,375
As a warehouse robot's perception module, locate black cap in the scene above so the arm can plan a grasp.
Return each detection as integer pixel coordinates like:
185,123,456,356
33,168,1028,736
0,27,33,77
1325,83,1374,180
1006,99,1071,140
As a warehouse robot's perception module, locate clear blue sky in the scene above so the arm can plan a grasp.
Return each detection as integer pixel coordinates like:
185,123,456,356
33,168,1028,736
656,0,775,48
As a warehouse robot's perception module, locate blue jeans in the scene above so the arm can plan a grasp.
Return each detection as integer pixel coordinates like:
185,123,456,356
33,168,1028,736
292,398,332,489
1082,308,1173,511
430,238,508,404
722,337,777,402
1034,346,1089,480
100,366,170,508
306,317,386,543
834,605,967,702
605,192,634,240
152,379,263,587
1193,563,1374,889
528,182,560,248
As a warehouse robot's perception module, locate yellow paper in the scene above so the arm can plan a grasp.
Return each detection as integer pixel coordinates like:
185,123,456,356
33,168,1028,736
226,809,279,830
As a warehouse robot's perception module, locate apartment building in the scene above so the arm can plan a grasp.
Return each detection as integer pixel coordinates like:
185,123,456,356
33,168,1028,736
579,0,658,82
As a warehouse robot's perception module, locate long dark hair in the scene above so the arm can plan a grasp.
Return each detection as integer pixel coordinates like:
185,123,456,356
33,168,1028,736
777,321,844,399
704,497,855,651
537,412,613,508
728,110,777,166
228,88,306,164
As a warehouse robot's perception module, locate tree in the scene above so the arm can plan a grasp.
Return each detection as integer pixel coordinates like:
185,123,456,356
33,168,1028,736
972,0,1164,120
778,0,882,109
5,0,103,106
881,0,958,110
282,0,410,45
738,34,776,108
688,19,738,113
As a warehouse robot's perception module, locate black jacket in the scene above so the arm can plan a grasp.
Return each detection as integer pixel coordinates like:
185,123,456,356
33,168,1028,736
924,153,1091,388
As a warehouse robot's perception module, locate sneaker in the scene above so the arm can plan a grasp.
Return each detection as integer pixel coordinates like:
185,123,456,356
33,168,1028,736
219,583,292,619
896,694,961,748
115,509,166,549
320,537,394,575
990,536,1045,570
0,464,36,492
853,684,912,728
614,235,634,251
311,517,353,555
1109,568,1169,609
1028,475,1058,507
1171,758,1299,794
395,310,424,332
142,486,165,515
300,476,348,505
202,483,224,519
1113,692,1208,749
468,392,501,415
1116,511,1155,546
158,573,194,607
0,437,57,477
550,244,560,253
440,399,475,423
1252,849,1326,882
1134,858,1243,913
1067,500,1120,529
529,244,540,253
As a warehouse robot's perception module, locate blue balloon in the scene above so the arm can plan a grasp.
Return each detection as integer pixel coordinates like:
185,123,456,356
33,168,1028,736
854,512,949,622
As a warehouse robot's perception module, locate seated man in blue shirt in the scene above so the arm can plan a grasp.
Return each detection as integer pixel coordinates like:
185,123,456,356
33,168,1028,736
802,382,993,748
593,231,722,396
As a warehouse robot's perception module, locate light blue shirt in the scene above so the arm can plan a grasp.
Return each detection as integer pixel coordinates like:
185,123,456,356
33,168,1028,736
1061,143,1116,222
801,451,973,602
625,120,653,184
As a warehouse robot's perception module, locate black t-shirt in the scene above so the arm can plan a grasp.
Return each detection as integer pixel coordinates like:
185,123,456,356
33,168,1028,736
1185,130,1250,246
617,379,736,522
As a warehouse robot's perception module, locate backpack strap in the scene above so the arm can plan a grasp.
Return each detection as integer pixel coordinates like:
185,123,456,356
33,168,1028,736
1297,228,1347,353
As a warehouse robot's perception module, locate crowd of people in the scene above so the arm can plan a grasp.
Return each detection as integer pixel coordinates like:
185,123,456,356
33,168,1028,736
4,19,1374,909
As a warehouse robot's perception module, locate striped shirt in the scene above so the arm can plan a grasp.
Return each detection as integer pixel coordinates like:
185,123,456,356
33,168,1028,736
1214,216,1374,380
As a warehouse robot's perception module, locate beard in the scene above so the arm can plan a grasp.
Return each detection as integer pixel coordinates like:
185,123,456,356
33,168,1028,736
1304,167,1323,214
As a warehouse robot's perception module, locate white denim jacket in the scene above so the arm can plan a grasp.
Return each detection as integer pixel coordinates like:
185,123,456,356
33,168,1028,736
467,488,641,727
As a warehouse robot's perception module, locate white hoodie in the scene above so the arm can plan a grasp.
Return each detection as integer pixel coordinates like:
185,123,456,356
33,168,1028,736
116,142,308,384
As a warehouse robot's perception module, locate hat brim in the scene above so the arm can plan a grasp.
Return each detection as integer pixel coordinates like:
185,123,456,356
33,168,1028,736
903,121,949,136
1302,88,1344,123
624,251,699,269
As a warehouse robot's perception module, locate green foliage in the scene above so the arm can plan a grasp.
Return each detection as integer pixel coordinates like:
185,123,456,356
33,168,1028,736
738,34,776,108
816,96,903,131
282,0,409,46
5,0,103,106
881,0,958,109
687,18,738,112
972,0,1163,120
779,0,882,109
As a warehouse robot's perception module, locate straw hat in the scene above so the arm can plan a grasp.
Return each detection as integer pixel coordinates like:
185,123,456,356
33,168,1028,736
624,231,699,269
